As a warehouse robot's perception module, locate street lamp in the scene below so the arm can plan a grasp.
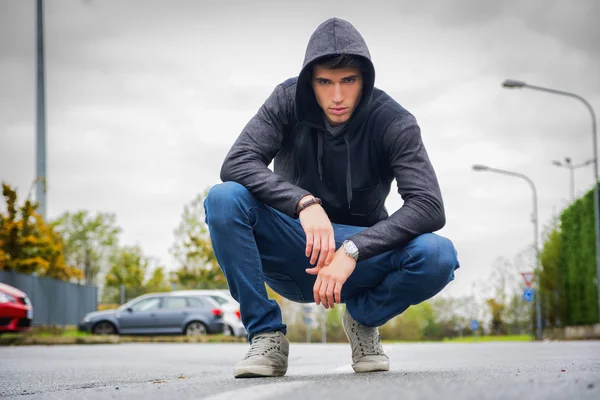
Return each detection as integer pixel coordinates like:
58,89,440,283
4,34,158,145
552,157,595,201
472,164,543,340
36,0,47,219
503,79,600,323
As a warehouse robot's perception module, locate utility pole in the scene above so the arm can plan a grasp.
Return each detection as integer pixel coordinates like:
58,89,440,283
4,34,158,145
36,0,47,219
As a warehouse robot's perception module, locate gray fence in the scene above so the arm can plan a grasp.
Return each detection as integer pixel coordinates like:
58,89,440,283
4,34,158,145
0,271,98,326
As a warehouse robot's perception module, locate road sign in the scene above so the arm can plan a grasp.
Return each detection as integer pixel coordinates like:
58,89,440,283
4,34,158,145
523,287,535,302
521,272,535,288
471,320,479,331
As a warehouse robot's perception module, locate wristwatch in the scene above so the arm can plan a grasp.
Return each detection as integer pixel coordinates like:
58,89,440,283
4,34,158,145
342,240,359,261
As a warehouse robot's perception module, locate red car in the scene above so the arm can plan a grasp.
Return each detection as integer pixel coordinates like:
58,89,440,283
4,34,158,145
0,282,33,333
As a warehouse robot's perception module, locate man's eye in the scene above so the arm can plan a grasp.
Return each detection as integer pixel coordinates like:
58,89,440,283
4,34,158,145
344,78,356,83
317,79,329,85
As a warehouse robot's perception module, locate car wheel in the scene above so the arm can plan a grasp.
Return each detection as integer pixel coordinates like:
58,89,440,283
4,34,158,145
185,321,208,336
92,321,116,335
223,325,235,336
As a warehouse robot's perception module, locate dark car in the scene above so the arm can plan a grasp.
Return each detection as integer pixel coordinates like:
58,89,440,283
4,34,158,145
0,282,33,334
78,292,224,336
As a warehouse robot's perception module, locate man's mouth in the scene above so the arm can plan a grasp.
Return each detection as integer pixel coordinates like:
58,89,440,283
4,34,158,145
330,107,348,115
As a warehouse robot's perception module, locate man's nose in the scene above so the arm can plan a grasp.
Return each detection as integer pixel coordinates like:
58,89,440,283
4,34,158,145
332,84,343,103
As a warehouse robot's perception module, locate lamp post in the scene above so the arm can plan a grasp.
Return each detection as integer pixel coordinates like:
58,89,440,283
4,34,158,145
503,79,600,323
552,157,595,201
472,164,543,340
36,0,47,219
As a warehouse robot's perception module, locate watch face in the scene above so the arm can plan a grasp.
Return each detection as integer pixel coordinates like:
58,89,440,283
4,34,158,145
344,241,358,257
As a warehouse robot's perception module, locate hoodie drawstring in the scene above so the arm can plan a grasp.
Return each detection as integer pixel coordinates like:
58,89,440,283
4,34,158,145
344,133,352,209
316,130,353,210
317,132,324,181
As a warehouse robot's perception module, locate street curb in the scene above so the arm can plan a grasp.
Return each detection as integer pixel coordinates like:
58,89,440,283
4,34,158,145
0,335,247,346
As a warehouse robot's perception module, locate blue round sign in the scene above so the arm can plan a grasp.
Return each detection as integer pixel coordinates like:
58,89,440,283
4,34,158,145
470,320,479,331
523,287,535,302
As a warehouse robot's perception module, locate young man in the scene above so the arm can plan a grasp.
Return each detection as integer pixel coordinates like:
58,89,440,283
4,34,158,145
204,17,459,378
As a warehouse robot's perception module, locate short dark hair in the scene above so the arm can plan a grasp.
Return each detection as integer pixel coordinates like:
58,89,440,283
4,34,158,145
313,54,367,73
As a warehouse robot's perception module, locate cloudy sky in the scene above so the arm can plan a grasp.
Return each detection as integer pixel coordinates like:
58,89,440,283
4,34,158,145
1,0,598,298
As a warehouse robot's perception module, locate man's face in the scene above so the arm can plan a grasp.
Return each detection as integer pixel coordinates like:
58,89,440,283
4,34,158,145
312,65,363,126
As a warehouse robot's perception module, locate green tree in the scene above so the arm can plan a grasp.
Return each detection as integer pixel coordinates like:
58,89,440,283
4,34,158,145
52,210,121,285
102,245,170,303
0,182,82,281
559,185,598,325
169,190,227,289
486,298,506,335
539,217,564,327
379,302,437,341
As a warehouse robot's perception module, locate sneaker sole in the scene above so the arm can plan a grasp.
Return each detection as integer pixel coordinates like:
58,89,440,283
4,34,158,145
234,365,287,378
352,360,390,373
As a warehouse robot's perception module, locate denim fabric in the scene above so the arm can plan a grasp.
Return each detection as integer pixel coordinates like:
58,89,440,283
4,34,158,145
204,182,459,337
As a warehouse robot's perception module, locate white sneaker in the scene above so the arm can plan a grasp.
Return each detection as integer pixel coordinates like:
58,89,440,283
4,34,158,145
342,309,389,373
233,331,289,378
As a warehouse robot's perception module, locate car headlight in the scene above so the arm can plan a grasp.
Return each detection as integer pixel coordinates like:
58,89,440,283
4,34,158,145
0,292,16,303
82,315,92,323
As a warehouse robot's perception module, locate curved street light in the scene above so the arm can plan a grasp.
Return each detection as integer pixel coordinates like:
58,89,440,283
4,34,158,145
552,157,595,201
472,164,542,340
502,79,600,323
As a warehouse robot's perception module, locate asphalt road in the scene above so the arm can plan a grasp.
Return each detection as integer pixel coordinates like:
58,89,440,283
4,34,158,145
1,341,599,399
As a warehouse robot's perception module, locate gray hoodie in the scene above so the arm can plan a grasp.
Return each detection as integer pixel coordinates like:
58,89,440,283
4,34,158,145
220,17,445,261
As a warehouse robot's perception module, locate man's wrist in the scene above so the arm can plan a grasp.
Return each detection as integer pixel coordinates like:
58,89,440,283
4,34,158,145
296,196,322,215
298,195,315,208
342,240,359,261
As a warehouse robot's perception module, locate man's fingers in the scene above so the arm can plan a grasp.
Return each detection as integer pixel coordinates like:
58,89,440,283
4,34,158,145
326,281,335,309
319,282,328,309
305,232,314,257
310,236,321,265
316,235,329,268
325,236,336,266
334,281,343,304
313,276,322,305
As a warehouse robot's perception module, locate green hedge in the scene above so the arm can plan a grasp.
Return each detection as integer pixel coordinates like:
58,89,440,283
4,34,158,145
559,185,598,325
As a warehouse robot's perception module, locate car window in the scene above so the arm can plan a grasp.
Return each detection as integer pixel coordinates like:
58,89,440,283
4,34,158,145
162,297,187,310
130,297,161,312
210,295,229,305
187,297,208,308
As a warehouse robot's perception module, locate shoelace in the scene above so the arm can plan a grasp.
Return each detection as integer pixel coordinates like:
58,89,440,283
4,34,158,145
246,333,280,358
353,321,381,355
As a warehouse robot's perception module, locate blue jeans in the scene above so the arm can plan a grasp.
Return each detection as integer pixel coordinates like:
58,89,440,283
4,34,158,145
204,182,459,337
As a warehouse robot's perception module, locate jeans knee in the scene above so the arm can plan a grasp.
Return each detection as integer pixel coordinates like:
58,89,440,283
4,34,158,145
204,181,252,225
408,233,459,283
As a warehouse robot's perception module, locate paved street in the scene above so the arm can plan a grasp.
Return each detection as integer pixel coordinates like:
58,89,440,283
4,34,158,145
1,341,599,399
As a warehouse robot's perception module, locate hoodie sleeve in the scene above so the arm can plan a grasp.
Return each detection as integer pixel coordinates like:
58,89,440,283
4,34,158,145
220,84,312,217
348,114,446,260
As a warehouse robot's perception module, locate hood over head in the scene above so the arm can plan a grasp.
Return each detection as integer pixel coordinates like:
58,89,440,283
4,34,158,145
296,18,375,130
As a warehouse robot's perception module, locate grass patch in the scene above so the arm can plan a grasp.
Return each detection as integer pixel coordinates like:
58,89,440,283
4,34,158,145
442,334,533,343
1,327,247,346
382,335,533,344
36,329,90,338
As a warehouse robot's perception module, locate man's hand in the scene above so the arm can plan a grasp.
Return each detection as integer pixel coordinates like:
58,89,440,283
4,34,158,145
298,196,335,270
306,248,357,309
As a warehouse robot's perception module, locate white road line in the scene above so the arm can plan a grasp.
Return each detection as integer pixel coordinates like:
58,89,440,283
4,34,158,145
202,381,308,400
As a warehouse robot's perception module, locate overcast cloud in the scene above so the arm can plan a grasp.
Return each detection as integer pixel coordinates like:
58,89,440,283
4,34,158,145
1,0,598,297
